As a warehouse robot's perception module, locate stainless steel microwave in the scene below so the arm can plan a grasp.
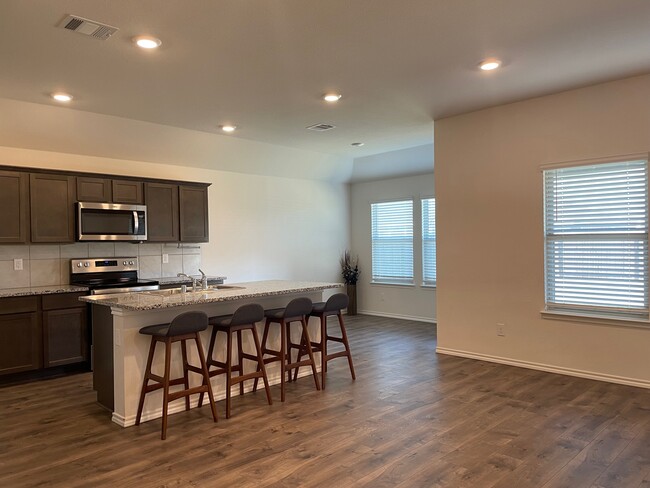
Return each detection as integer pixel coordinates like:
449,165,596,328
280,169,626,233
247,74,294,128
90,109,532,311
77,202,147,241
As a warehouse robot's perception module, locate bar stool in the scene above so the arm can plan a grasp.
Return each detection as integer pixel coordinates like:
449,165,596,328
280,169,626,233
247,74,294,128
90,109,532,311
198,303,273,419
294,293,356,389
253,297,321,402
135,311,218,440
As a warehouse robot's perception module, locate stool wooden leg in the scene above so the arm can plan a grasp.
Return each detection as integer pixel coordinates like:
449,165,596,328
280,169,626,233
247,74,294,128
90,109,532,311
180,339,190,411
225,330,233,419
195,333,218,423
280,319,286,402
237,329,245,396
338,312,356,380
136,337,156,426
321,315,328,389
253,318,271,393
198,326,218,408
301,318,321,391
161,338,172,440
251,326,273,406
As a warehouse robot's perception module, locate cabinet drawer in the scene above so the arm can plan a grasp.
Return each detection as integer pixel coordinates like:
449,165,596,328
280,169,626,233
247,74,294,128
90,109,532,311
42,292,87,311
0,296,39,315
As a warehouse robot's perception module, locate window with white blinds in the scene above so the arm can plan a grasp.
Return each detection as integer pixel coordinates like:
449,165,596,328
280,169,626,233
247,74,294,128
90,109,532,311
543,159,649,319
371,200,414,284
422,198,436,285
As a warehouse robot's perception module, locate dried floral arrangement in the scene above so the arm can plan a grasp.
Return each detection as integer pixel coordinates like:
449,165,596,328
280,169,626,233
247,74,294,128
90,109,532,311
340,250,360,285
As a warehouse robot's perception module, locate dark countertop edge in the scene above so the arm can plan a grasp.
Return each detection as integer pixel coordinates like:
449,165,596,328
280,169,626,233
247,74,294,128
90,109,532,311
0,285,89,298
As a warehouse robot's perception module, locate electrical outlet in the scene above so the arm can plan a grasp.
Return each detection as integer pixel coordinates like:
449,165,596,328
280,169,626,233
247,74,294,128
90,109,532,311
496,323,506,337
13,258,23,271
162,253,169,264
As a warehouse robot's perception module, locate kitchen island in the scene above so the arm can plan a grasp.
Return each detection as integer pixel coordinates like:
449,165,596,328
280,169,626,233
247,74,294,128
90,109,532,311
81,280,342,427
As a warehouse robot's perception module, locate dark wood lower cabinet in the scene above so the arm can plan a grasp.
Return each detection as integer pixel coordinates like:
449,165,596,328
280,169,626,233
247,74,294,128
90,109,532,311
43,308,87,367
0,293,89,377
0,312,41,375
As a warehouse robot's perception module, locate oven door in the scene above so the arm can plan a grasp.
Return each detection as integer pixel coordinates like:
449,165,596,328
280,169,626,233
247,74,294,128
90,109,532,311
77,202,147,241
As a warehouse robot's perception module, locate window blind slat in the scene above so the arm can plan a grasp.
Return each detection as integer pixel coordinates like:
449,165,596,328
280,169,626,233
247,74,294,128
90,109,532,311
544,159,649,318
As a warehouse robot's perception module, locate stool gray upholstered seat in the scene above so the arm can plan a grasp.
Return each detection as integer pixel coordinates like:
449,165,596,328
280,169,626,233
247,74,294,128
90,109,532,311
253,297,320,402
135,311,218,440
199,303,272,418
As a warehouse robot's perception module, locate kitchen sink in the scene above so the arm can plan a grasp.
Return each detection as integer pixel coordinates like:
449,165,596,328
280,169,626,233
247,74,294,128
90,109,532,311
143,285,245,296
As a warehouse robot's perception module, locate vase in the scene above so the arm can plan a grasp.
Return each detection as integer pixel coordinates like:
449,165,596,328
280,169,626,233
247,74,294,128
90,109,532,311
346,284,357,315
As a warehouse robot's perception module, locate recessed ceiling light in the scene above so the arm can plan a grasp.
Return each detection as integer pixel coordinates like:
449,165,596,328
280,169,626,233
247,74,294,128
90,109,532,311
220,125,237,133
323,93,342,103
479,59,501,71
133,36,162,49
351,142,364,147
51,93,73,102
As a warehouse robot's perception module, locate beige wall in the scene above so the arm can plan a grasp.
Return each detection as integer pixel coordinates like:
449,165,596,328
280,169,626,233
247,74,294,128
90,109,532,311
350,173,435,322
435,74,650,388
0,146,349,288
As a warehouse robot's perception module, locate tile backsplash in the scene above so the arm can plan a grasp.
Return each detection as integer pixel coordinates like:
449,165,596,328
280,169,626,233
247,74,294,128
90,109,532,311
0,242,202,289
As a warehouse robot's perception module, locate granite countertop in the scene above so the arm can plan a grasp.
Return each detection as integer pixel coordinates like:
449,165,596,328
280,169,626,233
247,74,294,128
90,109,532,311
157,276,227,286
80,280,343,311
0,285,89,298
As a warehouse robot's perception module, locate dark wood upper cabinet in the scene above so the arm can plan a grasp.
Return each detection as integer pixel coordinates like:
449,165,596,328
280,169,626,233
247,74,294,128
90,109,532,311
145,182,179,242
0,170,29,243
76,177,112,202
29,174,75,243
112,180,143,204
179,185,209,242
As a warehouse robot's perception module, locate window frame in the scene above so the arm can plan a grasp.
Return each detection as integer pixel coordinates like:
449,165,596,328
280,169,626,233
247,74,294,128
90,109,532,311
541,153,650,325
421,196,436,287
370,198,415,285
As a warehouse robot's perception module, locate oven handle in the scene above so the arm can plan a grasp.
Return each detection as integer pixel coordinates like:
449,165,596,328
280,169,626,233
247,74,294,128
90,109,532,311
133,211,140,235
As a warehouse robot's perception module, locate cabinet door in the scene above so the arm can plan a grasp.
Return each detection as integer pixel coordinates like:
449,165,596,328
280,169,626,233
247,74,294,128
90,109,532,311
145,182,179,242
43,307,88,367
0,312,41,375
112,180,144,204
77,177,112,202
30,174,76,243
0,170,29,243
179,185,209,242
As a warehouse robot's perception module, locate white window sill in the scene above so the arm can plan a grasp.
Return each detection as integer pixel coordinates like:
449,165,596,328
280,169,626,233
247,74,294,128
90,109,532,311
540,310,650,329
421,283,436,289
370,281,415,288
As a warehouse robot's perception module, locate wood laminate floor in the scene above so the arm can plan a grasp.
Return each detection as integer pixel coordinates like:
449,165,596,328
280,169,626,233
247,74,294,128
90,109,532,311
1,315,649,487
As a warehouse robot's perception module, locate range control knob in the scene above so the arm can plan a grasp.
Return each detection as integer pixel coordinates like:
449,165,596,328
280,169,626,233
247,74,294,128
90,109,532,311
129,261,134,265
76,263,82,268
84,262,90,267
123,261,127,266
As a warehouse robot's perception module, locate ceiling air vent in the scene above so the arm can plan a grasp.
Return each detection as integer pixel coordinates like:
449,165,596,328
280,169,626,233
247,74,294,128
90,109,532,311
306,123,336,131
58,15,119,40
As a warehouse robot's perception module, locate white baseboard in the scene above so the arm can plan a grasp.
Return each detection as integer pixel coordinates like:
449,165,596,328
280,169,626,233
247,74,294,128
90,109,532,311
358,309,436,324
435,347,650,390
114,369,317,427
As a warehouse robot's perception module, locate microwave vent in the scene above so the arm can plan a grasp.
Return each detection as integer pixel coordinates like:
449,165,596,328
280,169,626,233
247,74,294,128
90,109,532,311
58,15,119,40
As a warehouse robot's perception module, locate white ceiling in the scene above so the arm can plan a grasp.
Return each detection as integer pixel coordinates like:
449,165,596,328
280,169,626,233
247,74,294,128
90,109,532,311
1,0,650,163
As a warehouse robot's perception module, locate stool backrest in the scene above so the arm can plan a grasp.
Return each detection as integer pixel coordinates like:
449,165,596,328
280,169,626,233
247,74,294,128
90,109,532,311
167,311,209,336
230,303,264,326
284,297,313,318
324,293,349,312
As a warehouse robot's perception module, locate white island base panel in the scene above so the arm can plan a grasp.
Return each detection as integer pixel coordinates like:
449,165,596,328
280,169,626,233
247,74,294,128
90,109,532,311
109,289,333,427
